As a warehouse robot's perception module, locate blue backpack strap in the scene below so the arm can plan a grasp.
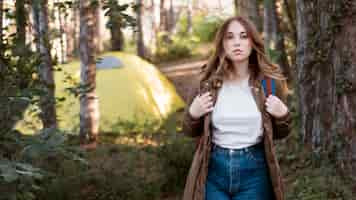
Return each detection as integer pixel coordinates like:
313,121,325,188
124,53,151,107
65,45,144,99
261,77,276,97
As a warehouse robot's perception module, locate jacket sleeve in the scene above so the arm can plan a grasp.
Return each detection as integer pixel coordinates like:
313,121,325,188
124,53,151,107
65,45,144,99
182,84,204,138
272,80,292,140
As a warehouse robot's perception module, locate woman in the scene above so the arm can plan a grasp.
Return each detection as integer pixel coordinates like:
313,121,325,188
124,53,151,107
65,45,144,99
182,16,292,200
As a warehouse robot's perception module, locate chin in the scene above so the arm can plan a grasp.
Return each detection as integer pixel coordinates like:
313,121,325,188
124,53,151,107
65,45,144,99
231,56,248,63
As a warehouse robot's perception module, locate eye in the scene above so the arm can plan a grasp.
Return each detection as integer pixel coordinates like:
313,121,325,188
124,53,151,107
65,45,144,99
240,34,248,39
225,33,234,40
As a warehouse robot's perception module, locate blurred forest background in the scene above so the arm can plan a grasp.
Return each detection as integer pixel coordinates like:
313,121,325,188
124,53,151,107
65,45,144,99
0,0,355,199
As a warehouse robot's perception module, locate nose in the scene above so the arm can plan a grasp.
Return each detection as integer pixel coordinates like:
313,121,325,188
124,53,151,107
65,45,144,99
233,38,241,47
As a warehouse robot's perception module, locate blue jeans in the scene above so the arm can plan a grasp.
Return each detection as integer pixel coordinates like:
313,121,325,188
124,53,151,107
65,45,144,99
205,142,275,200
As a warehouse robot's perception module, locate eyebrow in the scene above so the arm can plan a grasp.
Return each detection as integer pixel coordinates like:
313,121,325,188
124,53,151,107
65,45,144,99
226,31,247,35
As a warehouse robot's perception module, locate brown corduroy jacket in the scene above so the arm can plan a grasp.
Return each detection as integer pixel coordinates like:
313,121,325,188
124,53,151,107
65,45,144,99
182,72,292,200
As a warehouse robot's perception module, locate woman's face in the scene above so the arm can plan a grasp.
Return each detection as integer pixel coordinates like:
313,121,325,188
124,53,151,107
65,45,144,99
222,20,252,63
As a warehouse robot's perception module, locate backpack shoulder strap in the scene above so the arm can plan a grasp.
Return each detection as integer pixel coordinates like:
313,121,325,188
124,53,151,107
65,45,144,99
261,77,276,97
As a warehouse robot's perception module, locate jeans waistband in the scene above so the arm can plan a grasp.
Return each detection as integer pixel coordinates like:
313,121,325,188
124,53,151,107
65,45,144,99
211,141,264,154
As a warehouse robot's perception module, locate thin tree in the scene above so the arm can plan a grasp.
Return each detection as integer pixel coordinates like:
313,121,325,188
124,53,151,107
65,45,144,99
0,0,3,59
79,0,100,145
136,0,145,58
282,0,296,45
186,0,192,34
264,0,291,80
0,0,3,73
103,0,125,51
296,0,356,176
234,0,261,32
55,0,66,63
32,0,57,129
15,0,27,56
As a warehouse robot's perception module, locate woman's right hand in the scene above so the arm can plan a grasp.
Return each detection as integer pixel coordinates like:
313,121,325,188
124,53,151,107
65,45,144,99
188,92,214,119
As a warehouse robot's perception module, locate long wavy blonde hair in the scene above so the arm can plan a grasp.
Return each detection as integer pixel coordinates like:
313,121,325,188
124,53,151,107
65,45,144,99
200,16,286,83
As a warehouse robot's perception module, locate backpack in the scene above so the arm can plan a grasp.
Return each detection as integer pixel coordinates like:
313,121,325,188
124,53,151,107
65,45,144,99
261,77,276,96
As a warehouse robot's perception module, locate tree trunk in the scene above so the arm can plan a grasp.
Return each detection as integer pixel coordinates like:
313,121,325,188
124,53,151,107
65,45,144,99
234,0,262,32
110,21,124,51
0,0,3,73
72,0,79,57
15,0,27,55
296,0,356,176
64,3,73,61
0,0,3,56
32,0,57,129
168,0,174,32
264,0,278,51
186,0,192,34
159,0,167,32
57,1,66,63
79,0,100,143
264,0,291,80
94,2,103,53
136,0,145,58
283,0,297,45
149,0,157,53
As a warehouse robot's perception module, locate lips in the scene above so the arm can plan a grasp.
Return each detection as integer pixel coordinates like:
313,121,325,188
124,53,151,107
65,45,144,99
232,49,242,55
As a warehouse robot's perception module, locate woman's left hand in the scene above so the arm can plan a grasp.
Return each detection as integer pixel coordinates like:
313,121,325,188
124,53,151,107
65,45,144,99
265,95,289,118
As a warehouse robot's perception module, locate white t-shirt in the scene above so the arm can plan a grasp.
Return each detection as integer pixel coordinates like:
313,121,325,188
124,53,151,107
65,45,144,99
211,76,263,149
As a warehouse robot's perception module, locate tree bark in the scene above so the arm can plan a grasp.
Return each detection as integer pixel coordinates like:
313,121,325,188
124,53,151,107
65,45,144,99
168,0,174,32
0,0,3,73
296,0,356,176
264,0,291,80
79,0,100,143
0,0,3,56
110,21,124,51
32,0,57,129
283,0,297,45
73,0,79,57
56,1,66,63
136,0,145,58
64,3,74,60
186,0,192,34
234,0,262,32
94,2,103,53
159,0,167,32
15,0,27,55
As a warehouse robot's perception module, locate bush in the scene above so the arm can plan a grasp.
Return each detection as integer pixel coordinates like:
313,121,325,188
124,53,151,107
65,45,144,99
192,14,224,43
153,32,199,63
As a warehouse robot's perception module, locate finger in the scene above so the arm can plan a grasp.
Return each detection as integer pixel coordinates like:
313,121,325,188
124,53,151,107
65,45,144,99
266,95,274,103
201,92,212,99
202,101,214,109
205,105,214,113
200,96,213,104
265,100,271,107
200,92,211,99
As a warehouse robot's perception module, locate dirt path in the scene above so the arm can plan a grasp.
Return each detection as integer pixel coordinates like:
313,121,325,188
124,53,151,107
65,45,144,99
159,59,206,102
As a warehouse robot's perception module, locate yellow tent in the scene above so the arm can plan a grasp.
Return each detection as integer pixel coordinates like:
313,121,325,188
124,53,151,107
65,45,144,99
15,52,185,134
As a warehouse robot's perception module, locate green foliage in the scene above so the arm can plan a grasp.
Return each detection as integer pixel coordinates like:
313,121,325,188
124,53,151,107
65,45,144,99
157,135,195,194
0,129,86,200
154,32,199,62
176,12,223,42
102,0,136,30
191,14,223,43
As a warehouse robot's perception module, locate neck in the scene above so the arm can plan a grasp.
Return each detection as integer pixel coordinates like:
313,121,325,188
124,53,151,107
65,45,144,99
232,59,249,79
